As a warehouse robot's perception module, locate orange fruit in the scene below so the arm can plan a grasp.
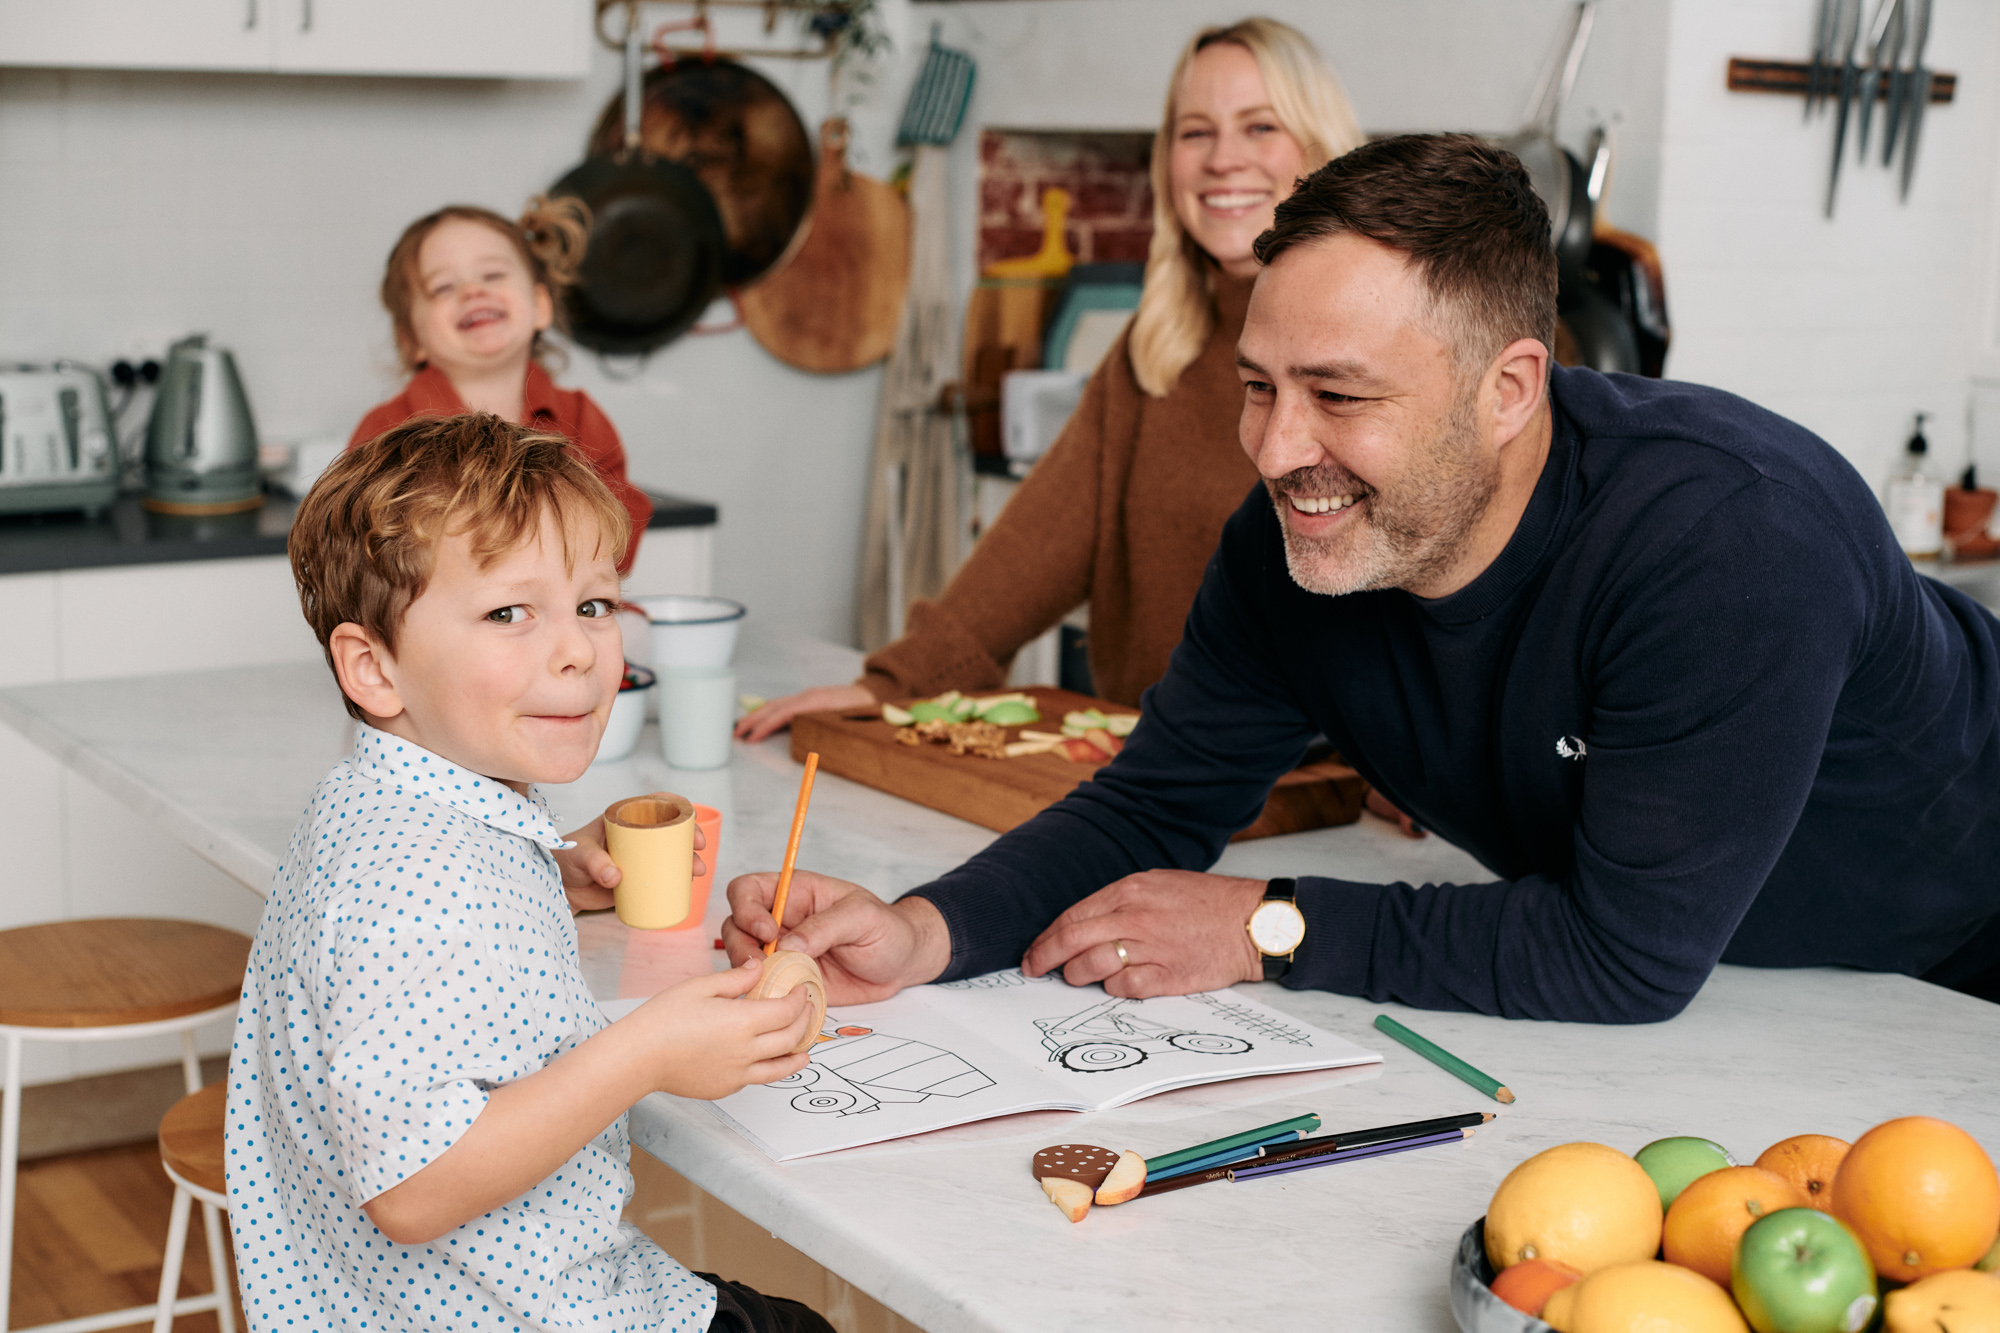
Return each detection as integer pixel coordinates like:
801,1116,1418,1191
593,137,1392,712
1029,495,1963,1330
1662,1165,1810,1286
1880,1267,2000,1333
1486,1142,1665,1277
1490,1257,1581,1317
1755,1134,1849,1213
1832,1116,2000,1282
1541,1260,1750,1332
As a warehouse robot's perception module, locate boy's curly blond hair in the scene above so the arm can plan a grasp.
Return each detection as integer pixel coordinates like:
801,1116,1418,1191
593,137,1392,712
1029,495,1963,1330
292,414,630,720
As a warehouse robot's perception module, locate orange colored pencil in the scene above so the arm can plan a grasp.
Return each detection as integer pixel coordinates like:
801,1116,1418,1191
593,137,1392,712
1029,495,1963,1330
765,752,820,955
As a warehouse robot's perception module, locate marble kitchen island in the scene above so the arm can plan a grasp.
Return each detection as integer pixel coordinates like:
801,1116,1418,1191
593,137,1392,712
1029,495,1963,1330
2,625,1995,1332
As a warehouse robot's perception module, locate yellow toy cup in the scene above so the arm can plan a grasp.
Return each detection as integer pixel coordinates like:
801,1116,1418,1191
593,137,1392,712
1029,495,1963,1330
605,792,698,930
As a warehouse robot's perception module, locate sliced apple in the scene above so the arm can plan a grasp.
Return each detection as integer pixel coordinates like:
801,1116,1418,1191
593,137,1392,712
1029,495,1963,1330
1094,1151,1146,1205
1041,1176,1093,1223
1083,727,1123,756
1060,737,1111,763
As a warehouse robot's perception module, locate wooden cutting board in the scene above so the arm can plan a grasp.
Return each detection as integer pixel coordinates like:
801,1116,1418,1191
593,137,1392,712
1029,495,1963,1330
789,686,1366,842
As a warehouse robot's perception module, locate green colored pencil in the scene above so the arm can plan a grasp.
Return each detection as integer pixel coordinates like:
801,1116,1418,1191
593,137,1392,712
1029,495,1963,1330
1144,1113,1322,1175
1373,1014,1515,1104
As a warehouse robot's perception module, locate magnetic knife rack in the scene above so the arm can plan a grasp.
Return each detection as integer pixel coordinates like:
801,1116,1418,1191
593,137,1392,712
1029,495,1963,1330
1727,57,1956,103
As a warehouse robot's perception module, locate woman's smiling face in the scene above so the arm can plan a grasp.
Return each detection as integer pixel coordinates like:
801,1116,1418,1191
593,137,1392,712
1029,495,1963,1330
1169,42,1308,280
407,216,554,377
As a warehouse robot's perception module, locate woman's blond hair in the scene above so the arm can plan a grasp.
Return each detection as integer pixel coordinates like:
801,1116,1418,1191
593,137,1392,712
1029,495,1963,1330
1128,19,1364,398
379,195,591,374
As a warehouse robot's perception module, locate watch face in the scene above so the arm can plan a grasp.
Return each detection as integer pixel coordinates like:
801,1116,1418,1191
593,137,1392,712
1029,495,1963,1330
1248,900,1305,955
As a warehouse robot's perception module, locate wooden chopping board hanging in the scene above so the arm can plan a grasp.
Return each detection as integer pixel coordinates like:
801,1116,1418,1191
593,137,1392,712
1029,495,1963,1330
740,118,911,374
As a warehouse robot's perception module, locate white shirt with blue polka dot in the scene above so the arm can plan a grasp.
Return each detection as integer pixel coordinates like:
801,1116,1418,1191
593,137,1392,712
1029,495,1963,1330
226,724,718,1331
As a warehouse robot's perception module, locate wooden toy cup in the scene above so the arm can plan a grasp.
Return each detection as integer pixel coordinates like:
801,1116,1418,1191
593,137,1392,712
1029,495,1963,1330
605,792,697,930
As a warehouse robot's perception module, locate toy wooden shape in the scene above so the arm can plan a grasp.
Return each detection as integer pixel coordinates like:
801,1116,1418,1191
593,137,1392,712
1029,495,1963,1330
1094,1151,1147,1205
749,950,828,1054
604,793,697,930
1040,1176,1092,1223
1030,1143,1118,1188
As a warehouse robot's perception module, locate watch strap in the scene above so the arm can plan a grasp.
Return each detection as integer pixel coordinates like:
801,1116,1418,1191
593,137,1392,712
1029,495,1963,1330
1261,878,1298,982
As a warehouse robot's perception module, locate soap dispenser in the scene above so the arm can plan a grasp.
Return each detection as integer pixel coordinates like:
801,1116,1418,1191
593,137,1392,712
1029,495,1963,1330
1887,412,1943,559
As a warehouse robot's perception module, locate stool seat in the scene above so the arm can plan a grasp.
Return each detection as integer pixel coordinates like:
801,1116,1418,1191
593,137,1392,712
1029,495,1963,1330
0,918,250,1028
159,1082,227,1199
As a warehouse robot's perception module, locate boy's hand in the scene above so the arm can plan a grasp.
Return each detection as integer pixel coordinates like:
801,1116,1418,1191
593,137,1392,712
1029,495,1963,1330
723,870,950,1005
622,955,814,1100
556,816,706,914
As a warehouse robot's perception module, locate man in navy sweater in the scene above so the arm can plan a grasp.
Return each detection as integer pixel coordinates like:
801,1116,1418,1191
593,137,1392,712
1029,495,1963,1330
722,135,2000,1023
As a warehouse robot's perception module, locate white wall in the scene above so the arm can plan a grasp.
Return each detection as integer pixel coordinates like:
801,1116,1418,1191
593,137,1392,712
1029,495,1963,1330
1654,0,2000,492
0,1,919,646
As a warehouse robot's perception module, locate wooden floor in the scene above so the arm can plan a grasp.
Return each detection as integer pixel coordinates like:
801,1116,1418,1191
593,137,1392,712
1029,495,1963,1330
9,1140,241,1332
11,1139,919,1333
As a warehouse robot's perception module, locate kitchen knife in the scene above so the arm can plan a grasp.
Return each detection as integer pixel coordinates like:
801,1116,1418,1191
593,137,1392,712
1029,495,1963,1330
1881,0,1913,164
1826,0,1864,217
1900,0,1932,199
1855,0,1900,161
1806,0,1836,118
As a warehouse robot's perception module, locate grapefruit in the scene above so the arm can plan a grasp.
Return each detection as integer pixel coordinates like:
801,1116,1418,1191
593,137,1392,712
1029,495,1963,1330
1831,1116,2000,1282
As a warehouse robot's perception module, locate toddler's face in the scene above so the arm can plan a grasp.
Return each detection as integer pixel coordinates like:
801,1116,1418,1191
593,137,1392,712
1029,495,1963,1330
375,505,623,790
408,217,554,377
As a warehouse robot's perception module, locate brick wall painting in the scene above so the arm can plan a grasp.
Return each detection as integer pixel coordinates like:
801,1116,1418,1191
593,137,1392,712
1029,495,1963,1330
978,128,1156,271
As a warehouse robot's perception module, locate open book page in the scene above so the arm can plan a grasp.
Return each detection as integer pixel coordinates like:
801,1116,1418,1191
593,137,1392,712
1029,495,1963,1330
680,969,1379,1162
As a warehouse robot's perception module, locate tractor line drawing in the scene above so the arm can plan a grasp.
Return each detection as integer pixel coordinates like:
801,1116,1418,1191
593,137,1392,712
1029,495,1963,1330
768,1025,996,1116
1035,997,1253,1073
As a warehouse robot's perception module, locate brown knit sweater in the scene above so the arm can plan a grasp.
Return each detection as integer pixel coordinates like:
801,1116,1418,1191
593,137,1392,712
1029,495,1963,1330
861,273,1260,707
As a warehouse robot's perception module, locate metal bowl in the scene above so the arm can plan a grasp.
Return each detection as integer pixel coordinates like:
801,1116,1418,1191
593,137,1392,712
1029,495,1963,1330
1450,1218,1554,1333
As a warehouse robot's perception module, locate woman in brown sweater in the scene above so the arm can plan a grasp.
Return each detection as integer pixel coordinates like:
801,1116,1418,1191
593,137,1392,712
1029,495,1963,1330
738,17,1365,738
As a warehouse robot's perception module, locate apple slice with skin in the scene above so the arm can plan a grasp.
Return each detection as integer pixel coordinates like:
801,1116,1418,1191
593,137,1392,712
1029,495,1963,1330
1094,1151,1146,1205
1041,1176,1093,1223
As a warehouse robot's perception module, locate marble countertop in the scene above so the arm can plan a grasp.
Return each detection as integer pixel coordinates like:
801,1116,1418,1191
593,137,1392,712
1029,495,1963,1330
2,624,1995,1332
0,488,717,576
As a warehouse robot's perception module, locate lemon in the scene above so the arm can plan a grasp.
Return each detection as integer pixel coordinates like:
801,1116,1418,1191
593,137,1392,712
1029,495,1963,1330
1882,1268,2000,1333
1487,1142,1665,1276
1542,1260,1750,1332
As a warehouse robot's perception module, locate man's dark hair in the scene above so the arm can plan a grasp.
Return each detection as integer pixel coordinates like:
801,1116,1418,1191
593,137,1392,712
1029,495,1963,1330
1253,133,1558,373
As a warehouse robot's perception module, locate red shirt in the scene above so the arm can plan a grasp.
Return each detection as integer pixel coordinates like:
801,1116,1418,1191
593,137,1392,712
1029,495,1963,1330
348,362,652,572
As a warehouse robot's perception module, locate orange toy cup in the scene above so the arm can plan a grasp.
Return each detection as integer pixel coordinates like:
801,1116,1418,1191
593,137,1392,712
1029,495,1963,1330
685,804,723,931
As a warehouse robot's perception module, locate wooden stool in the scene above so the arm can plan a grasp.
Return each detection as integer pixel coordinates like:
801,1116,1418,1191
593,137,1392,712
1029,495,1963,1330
152,1084,231,1333
0,918,249,1333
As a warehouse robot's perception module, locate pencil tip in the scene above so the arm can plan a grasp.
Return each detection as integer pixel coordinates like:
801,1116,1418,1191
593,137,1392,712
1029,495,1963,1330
1496,1088,1516,1104
1481,1112,1496,1121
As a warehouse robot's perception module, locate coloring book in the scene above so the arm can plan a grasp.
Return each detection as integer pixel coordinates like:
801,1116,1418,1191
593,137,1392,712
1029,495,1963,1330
652,968,1381,1161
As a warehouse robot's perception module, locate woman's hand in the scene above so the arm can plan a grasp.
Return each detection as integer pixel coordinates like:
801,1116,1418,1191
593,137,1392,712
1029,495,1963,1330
555,816,706,914
734,684,877,743
723,870,950,1004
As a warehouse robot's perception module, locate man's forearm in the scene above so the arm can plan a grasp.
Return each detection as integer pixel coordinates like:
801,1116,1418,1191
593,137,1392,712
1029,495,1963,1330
362,1020,654,1244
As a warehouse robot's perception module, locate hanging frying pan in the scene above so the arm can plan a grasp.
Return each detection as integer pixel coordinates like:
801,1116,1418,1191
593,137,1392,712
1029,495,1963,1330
585,48,814,290
550,8,726,355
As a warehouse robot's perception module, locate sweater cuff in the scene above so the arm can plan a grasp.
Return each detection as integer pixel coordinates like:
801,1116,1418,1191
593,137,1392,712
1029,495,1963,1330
902,883,1023,983
1282,876,1384,996
860,598,1009,701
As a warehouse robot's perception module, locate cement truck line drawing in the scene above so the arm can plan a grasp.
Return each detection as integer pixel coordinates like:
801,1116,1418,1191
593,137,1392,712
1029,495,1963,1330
1035,996,1253,1073
768,1025,996,1116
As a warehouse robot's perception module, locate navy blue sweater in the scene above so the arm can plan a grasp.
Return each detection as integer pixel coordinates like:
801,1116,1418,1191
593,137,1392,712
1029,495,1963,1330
909,368,2000,1023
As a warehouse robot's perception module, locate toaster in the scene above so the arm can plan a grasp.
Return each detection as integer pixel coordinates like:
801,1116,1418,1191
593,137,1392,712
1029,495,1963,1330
0,364,119,516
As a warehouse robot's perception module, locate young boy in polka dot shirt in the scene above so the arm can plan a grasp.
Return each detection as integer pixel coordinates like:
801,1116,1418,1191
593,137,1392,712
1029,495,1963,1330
227,415,833,1333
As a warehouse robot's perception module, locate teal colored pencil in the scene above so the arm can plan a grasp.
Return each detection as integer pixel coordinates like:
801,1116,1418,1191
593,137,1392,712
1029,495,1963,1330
1373,1015,1516,1104
1144,1113,1321,1175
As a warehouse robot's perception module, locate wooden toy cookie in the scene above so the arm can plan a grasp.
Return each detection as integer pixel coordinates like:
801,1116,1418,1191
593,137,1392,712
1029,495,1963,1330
1030,1143,1119,1188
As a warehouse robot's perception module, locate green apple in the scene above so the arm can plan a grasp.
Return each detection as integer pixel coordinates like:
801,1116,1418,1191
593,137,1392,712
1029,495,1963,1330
1978,1235,2000,1273
1732,1207,1878,1333
1634,1136,1735,1209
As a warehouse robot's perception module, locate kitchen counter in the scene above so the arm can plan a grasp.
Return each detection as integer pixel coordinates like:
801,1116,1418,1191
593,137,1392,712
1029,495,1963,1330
1,626,1994,1332
0,488,718,576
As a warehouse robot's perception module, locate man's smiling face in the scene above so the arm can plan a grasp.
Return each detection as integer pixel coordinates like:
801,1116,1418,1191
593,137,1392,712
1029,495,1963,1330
1236,231,1504,599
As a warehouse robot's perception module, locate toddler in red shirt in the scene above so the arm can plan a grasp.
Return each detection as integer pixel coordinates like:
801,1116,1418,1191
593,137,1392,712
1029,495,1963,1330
350,198,652,571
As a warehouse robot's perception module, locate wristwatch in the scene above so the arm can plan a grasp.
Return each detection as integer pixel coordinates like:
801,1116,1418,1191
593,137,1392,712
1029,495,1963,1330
1246,878,1306,982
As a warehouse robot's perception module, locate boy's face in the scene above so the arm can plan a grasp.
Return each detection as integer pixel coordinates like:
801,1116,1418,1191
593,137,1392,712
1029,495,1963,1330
409,217,553,379
345,506,623,791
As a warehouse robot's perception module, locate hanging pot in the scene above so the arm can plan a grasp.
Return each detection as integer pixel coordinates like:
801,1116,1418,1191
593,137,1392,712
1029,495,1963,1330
550,11,727,355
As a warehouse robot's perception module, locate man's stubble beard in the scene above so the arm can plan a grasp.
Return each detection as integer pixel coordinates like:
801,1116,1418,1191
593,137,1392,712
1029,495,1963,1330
1268,385,1498,598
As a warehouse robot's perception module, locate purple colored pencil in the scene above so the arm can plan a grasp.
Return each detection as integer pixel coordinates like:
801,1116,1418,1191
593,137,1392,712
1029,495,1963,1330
1228,1128,1470,1182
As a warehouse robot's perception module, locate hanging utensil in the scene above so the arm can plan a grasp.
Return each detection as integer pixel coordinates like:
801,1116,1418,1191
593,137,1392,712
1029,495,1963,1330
1855,0,1901,161
1826,0,1864,218
1881,0,1915,163
1806,0,1837,118
1900,0,1933,199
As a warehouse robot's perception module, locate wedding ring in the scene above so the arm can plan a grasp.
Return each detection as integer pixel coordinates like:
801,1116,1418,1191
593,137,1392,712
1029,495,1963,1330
1113,940,1131,968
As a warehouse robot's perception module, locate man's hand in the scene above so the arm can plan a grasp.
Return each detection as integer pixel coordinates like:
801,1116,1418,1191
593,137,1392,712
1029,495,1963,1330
1365,788,1428,839
621,955,815,1100
1022,871,1267,997
554,816,705,914
734,684,876,743
723,869,950,1004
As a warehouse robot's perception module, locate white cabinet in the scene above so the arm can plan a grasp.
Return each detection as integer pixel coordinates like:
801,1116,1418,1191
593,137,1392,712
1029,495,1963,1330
0,0,589,78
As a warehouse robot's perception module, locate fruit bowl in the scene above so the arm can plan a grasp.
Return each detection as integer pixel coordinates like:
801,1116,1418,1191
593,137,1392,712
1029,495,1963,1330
1450,1218,1553,1333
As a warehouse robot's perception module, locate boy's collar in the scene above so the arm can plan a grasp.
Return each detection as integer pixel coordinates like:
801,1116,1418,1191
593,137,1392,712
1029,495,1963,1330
404,362,567,428
347,723,575,851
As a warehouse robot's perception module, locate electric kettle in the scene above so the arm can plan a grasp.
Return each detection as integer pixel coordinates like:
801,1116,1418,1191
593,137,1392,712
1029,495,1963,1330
144,334,262,514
